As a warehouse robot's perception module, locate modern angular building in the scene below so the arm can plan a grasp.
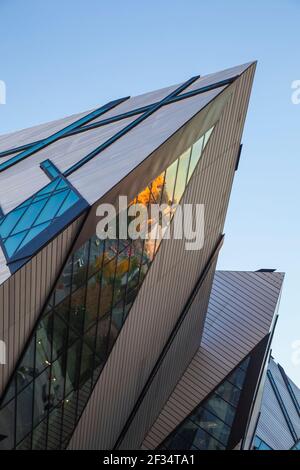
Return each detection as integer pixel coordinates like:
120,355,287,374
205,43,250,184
251,358,300,450
144,270,285,451
0,61,287,451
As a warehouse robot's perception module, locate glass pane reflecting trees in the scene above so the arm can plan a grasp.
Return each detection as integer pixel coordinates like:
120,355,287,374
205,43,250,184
0,126,215,450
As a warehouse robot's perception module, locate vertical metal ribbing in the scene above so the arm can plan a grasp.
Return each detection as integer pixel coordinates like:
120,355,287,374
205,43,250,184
113,235,224,450
267,370,298,443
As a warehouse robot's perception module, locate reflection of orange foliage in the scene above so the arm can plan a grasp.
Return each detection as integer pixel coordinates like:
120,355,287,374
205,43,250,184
135,186,152,205
102,260,116,278
85,282,100,320
150,173,164,202
131,173,165,206
116,258,129,277
94,255,103,272
103,249,117,266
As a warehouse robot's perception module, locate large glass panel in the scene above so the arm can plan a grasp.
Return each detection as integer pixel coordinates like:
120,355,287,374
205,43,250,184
253,436,273,450
38,179,60,196
111,300,124,333
0,123,217,449
103,239,118,265
149,172,165,204
173,149,191,204
187,126,214,182
94,315,110,371
77,378,92,418
112,247,130,306
60,392,77,445
88,235,104,276
32,418,47,450
84,324,97,351
79,342,94,387
138,260,149,285
12,199,47,234
49,355,66,408
192,408,231,445
54,296,71,321
55,258,72,305
72,242,89,291
162,432,194,450
292,440,300,450
85,274,101,330
196,431,226,450
127,240,143,291
162,356,249,450
98,257,116,317
16,432,32,450
56,191,79,217
16,340,35,392
33,367,51,426
227,366,246,390
187,136,204,181
0,177,82,258
0,400,15,450
69,285,86,336
204,393,236,426
17,222,51,251
5,232,27,257
0,207,26,238
1,378,15,407
162,159,178,205
16,381,34,444
47,405,63,449
52,312,69,360
215,380,241,407
35,314,52,374
203,127,214,147
65,340,81,395
179,421,225,450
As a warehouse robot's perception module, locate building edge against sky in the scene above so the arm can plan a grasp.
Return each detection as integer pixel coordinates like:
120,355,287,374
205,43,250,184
0,62,295,450
143,270,289,451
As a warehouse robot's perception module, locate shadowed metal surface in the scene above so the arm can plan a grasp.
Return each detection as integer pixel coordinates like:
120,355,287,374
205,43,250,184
68,64,256,450
142,270,284,449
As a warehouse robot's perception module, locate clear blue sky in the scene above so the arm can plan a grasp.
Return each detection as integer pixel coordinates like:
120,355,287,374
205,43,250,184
0,0,299,385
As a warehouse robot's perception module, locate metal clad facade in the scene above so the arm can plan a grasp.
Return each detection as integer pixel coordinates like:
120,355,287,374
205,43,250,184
0,215,84,395
142,271,284,449
0,109,95,153
68,65,256,450
117,258,217,450
255,358,300,449
68,87,227,205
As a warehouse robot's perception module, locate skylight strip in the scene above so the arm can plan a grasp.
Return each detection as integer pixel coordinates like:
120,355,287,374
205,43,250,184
0,97,129,172
0,76,237,160
64,76,200,177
